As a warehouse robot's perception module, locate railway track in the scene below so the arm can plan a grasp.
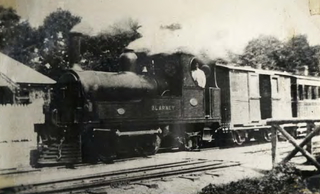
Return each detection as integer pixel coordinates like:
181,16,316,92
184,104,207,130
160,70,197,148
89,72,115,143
1,136,319,194
0,159,239,194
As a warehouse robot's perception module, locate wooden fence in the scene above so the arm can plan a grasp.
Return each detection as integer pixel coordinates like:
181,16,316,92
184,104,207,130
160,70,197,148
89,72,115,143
0,99,45,142
267,118,320,171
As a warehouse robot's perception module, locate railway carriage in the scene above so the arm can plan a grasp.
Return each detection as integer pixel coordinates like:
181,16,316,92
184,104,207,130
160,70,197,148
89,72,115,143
290,75,320,136
214,64,310,145
293,75,320,118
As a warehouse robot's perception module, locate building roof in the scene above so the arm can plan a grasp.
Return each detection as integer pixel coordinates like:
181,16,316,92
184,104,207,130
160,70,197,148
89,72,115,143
216,63,293,77
0,52,55,85
0,76,9,87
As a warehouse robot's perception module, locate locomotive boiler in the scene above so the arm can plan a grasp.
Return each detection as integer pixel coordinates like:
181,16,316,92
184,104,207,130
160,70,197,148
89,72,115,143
34,41,222,165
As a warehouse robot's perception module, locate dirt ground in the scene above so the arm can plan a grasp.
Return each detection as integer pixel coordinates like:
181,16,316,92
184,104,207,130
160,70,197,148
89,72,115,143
1,138,318,194
103,140,313,194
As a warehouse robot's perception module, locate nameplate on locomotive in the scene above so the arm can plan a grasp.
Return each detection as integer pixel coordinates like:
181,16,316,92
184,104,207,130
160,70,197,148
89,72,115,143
151,105,175,111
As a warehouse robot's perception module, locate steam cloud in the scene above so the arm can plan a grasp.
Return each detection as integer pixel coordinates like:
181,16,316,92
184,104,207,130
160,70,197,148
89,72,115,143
127,0,320,61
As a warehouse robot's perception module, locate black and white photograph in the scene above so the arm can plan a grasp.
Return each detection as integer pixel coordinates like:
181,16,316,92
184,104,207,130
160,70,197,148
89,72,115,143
0,0,320,193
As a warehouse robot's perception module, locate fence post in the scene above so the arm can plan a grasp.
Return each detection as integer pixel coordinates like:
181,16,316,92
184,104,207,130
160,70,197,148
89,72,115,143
282,123,320,163
271,124,278,168
306,122,314,156
276,124,320,171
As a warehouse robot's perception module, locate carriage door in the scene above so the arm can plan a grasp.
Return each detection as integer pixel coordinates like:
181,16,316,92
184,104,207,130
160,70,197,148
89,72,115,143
248,73,261,122
270,76,281,118
259,75,272,119
290,78,298,118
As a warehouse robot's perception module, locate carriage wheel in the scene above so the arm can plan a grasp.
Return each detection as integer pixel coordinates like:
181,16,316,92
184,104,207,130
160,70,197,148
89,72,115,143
288,128,297,139
232,131,246,146
257,129,272,142
245,132,254,142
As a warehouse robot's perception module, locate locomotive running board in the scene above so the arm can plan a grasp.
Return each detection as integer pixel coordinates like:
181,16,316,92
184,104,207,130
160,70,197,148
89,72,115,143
93,128,162,136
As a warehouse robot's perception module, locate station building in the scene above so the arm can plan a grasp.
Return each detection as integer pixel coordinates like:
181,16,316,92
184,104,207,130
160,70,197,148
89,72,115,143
0,52,55,104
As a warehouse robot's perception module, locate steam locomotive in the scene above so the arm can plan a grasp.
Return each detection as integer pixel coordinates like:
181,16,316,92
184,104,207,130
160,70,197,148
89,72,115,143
34,45,222,165
33,34,320,165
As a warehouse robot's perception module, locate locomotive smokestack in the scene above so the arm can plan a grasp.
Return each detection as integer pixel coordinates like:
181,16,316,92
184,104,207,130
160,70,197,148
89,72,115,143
119,49,138,72
69,32,82,67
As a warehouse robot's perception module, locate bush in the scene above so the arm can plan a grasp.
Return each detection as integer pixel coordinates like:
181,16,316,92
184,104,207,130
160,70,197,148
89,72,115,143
200,163,311,194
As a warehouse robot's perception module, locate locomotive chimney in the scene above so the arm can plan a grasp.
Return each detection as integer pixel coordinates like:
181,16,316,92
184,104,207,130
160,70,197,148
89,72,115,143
256,63,262,69
69,32,82,67
119,49,138,72
296,65,309,76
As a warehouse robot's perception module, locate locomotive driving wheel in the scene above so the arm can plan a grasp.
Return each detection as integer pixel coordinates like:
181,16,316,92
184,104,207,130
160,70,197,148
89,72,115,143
91,130,116,163
231,130,246,146
142,134,161,155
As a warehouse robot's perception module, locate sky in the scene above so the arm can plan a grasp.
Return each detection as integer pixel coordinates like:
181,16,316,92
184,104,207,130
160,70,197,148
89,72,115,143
11,0,320,60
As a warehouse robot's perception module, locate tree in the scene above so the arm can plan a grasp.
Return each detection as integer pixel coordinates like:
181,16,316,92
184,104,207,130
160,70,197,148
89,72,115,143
312,45,320,75
0,6,38,69
78,18,141,71
7,21,38,64
283,35,319,74
238,35,320,75
0,6,20,52
240,36,285,70
34,8,81,80
0,7,81,80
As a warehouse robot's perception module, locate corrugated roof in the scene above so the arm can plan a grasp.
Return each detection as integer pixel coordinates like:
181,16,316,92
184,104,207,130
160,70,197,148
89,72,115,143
0,52,56,84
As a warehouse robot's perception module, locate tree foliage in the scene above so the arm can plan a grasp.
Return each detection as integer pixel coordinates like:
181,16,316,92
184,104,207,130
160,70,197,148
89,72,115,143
0,6,20,51
0,7,81,80
0,6,37,61
34,9,81,80
240,36,285,70
284,35,319,74
239,35,320,75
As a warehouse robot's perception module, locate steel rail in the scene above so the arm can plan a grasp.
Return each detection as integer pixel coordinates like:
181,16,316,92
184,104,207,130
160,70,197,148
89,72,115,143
1,159,239,194
0,159,197,192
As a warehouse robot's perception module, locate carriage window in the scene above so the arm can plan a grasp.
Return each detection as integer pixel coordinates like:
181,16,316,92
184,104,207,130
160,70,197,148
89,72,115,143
311,86,317,99
304,85,310,99
271,77,279,97
298,85,303,100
